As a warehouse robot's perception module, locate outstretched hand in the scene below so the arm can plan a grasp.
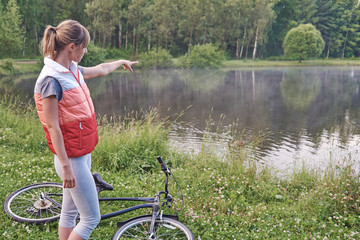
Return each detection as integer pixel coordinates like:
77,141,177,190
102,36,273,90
123,60,139,72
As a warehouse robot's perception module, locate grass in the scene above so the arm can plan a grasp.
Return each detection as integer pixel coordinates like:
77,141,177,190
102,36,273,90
2,57,360,76
223,58,360,69
0,59,41,76
1,92,360,239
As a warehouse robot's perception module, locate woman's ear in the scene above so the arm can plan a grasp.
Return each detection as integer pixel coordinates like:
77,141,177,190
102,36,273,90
68,43,76,51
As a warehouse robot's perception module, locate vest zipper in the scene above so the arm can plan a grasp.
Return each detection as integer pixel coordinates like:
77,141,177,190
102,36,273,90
79,122,83,149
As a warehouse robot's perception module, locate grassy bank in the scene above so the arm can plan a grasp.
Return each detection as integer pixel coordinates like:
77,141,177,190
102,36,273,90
0,59,41,76
1,93,360,239
2,58,360,77
223,58,360,69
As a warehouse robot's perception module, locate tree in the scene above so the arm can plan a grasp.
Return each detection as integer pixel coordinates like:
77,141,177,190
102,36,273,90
147,0,178,50
114,0,130,49
338,0,360,58
127,0,148,54
0,0,24,58
251,0,276,59
313,0,341,58
282,23,325,62
266,0,317,57
85,0,117,47
177,0,206,49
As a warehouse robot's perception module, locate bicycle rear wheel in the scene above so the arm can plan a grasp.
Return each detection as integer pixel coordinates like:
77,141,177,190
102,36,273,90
3,182,63,224
112,216,194,239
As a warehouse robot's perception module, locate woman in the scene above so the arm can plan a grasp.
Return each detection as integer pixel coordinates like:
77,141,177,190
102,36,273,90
34,20,138,240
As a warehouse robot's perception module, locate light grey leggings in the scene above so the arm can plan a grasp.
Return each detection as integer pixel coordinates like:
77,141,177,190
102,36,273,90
54,153,100,240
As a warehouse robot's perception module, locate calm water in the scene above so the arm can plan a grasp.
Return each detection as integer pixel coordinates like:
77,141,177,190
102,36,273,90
4,67,360,175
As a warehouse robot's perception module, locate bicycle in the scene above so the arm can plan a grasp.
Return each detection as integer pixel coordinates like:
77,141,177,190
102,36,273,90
3,156,194,239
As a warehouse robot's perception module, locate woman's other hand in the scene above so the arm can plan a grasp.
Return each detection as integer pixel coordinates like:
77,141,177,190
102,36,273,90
62,165,76,188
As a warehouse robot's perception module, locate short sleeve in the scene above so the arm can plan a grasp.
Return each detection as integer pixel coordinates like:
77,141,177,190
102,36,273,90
78,66,84,75
40,77,63,101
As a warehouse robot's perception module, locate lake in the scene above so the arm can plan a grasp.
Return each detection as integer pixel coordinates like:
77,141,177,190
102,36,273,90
4,66,360,175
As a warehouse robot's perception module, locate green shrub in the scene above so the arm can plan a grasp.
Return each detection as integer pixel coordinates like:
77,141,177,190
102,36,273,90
137,48,173,69
0,59,15,74
80,42,105,67
104,47,133,60
180,44,224,68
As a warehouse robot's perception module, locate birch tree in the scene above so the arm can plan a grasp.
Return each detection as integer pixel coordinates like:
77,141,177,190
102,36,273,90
251,0,276,59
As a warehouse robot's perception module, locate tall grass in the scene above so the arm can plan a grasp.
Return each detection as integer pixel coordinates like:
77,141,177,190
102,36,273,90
93,109,171,173
0,91,47,153
1,91,360,239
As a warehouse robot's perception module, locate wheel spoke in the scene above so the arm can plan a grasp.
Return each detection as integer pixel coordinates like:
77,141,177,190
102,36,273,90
4,183,63,223
115,217,193,240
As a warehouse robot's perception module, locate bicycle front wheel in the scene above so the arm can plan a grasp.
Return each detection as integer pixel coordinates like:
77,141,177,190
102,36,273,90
112,216,194,240
3,182,63,224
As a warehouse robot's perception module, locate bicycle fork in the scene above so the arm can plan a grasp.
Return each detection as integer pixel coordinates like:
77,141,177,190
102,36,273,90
148,193,161,239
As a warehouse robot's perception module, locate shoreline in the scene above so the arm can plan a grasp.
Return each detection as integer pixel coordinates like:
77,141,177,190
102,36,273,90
2,58,360,76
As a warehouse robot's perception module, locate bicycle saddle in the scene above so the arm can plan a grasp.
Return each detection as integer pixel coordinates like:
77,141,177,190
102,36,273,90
92,172,114,193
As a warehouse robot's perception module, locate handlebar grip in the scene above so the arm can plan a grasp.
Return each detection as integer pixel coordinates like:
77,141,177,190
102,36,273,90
157,156,164,164
157,156,168,173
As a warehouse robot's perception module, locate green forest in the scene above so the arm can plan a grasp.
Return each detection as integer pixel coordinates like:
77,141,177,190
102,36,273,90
1,0,360,60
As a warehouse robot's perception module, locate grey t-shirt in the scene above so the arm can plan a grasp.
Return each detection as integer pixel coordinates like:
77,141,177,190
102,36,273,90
40,66,84,101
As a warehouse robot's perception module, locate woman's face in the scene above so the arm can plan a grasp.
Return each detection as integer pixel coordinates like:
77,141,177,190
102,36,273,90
71,45,88,63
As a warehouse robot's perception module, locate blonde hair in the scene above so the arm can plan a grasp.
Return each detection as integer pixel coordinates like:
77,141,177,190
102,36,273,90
41,20,90,59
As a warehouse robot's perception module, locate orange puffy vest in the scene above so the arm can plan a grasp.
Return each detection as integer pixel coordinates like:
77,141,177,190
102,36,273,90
34,57,98,157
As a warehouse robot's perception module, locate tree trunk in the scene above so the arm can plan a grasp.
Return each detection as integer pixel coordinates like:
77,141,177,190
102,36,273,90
239,27,246,59
156,32,159,51
326,39,330,59
136,31,139,55
133,27,136,53
103,34,106,48
252,26,259,60
236,37,239,59
342,30,349,58
245,42,250,59
118,21,122,49
148,30,151,51
125,29,128,50
35,25,38,45
189,26,193,47
92,30,96,44
203,24,206,44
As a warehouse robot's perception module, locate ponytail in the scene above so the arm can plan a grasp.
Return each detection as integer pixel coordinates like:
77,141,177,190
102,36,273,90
41,20,90,60
42,26,58,59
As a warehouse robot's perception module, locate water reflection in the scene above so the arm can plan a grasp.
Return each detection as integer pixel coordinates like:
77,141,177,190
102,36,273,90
3,67,360,175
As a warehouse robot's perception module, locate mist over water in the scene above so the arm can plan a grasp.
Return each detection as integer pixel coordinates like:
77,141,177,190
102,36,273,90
6,66,360,175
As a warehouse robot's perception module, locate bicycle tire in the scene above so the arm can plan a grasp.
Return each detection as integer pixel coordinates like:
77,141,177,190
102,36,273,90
3,182,63,224
112,216,194,240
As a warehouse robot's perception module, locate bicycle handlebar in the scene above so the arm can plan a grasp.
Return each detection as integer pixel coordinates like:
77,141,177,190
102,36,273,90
157,156,183,213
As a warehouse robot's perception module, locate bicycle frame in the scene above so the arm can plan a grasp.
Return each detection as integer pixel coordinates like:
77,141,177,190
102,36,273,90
98,156,172,223
99,194,157,220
